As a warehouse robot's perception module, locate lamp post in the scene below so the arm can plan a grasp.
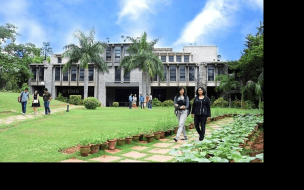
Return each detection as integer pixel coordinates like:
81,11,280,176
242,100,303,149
41,42,53,60
66,98,69,112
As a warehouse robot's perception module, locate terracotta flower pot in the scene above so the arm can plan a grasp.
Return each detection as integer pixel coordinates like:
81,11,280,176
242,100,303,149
159,131,165,139
145,135,153,143
117,139,125,146
99,142,108,150
139,134,144,141
90,144,100,154
132,135,140,142
107,139,117,150
80,145,91,157
173,127,178,134
154,132,160,140
125,137,132,144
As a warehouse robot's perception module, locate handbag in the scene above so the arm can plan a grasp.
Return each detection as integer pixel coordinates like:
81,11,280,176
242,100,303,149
18,92,24,103
33,99,38,103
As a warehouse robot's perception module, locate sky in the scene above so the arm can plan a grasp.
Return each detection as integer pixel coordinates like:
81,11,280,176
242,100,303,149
0,0,263,61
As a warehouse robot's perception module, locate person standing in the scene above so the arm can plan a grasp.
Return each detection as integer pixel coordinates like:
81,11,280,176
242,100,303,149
145,94,149,109
139,94,145,109
31,90,41,115
148,93,153,109
173,86,189,142
129,93,133,109
43,88,52,115
19,87,30,116
132,94,137,109
191,87,211,141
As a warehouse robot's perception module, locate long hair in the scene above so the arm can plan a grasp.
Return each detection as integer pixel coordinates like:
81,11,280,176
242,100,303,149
175,86,187,97
195,86,206,96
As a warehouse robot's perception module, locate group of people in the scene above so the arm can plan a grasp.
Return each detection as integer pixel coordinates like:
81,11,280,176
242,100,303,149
173,86,211,142
19,87,52,116
129,93,153,109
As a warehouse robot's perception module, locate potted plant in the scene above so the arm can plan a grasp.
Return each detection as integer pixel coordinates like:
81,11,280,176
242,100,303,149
107,134,117,150
125,132,133,144
116,130,125,146
99,135,108,150
90,136,101,154
144,130,154,143
79,137,91,156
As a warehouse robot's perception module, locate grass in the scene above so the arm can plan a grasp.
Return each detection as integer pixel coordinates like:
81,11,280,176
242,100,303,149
0,92,263,162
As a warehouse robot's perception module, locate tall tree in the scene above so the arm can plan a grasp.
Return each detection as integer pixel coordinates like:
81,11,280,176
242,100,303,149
0,23,20,45
119,32,164,96
246,69,263,109
215,73,240,107
62,27,108,99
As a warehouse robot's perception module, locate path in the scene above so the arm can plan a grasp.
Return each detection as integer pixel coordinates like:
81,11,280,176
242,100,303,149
0,104,84,127
60,117,234,163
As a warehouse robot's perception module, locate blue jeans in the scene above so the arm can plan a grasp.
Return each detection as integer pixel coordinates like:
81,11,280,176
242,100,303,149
44,101,51,115
129,101,132,109
21,101,27,113
148,100,152,109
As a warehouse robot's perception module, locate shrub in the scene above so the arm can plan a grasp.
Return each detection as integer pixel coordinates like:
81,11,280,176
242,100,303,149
210,96,216,106
55,92,67,102
231,100,241,108
6,81,12,91
162,99,174,107
112,102,119,107
243,100,256,109
259,101,264,109
212,97,228,108
69,95,82,105
152,97,162,107
83,97,100,109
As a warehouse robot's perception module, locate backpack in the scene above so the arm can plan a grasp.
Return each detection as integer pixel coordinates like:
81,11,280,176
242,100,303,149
18,92,23,103
174,96,192,117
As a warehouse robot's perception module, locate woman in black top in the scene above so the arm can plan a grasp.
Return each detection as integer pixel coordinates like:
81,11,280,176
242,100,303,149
191,87,211,141
31,90,41,115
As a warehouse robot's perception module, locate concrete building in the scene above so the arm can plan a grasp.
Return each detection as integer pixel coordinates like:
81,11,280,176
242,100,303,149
28,43,227,107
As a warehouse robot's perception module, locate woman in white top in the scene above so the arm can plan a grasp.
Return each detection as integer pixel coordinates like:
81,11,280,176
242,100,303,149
132,94,137,109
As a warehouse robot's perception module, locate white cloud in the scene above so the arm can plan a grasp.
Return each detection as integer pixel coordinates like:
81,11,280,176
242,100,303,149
173,0,239,47
242,0,263,12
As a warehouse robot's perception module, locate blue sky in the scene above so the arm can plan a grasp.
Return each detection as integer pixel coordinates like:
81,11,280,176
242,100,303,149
0,0,263,61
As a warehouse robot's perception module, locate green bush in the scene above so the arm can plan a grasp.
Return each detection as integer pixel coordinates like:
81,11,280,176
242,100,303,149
243,100,256,109
6,81,12,91
212,97,228,108
152,97,162,107
259,101,264,109
83,97,100,109
231,100,241,108
55,92,67,102
162,99,174,107
112,102,119,107
210,96,216,106
69,95,82,105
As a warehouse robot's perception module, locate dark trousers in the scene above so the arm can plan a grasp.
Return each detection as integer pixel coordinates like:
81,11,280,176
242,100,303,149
44,101,51,115
21,101,27,113
194,115,208,141
140,102,144,109
129,101,132,109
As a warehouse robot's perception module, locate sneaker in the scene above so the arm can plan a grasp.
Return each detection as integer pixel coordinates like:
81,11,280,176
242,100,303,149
181,138,188,140
173,138,178,142
22,113,25,116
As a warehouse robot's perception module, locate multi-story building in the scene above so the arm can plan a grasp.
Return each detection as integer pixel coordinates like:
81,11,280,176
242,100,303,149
28,43,227,107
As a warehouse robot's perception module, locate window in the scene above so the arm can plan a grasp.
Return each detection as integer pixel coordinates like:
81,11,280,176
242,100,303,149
184,55,189,62
89,67,94,81
39,67,44,81
71,66,77,81
32,67,36,81
189,66,195,81
115,66,121,81
124,47,129,56
57,57,62,63
124,68,130,81
161,56,166,62
164,66,167,81
180,66,185,81
176,55,181,62
152,74,157,81
208,65,214,81
218,67,224,75
63,69,68,81
79,68,84,81
106,47,111,61
115,47,120,62
170,66,176,81
169,55,174,62
55,67,60,81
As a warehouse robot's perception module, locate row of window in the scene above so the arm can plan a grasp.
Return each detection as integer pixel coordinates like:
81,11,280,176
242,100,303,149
161,55,189,62
55,66,94,81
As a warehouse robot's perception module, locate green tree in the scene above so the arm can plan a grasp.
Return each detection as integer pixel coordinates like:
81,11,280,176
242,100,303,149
0,23,20,45
62,27,108,99
245,69,263,109
119,32,164,96
215,73,240,107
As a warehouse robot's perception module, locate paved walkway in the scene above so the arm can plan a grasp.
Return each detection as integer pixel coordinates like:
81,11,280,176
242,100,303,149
0,104,84,127
60,117,234,163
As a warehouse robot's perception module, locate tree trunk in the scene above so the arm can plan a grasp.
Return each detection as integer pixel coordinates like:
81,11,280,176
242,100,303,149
84,67,88,99
241,92,244,109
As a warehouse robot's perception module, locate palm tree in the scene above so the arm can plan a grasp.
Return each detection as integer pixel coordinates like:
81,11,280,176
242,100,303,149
215,73,240,107
246,69,264,109
62,27,108,99
119,32,164,97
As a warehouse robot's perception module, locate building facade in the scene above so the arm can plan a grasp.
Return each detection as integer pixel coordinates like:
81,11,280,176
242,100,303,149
28,43,227,107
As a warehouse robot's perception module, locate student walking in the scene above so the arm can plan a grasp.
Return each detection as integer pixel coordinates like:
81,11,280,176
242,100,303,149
132,94,137,109
146,94,149,109
129,93,133,109
31,90,41,115
139,94,145,109
19,87,30,116
148,93,153,109
42,88,52,115
191,87,211,141
173,86,189,142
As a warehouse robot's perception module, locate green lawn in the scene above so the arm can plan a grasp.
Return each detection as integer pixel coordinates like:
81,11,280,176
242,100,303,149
0,92,263,162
